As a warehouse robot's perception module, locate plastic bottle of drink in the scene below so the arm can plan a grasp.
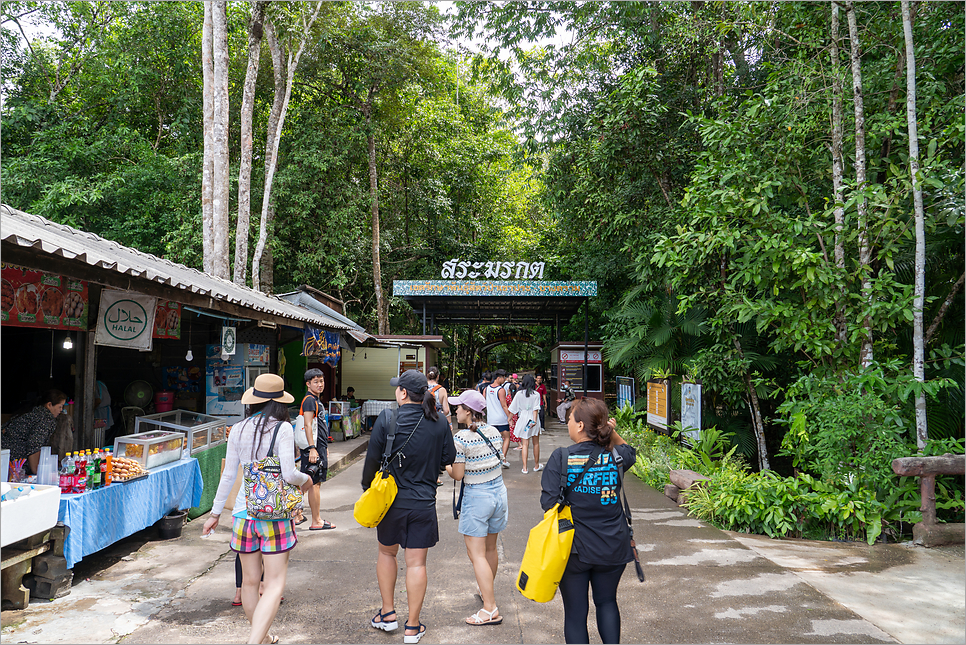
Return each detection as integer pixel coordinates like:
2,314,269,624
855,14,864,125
59,453,74,494
104,449,113,486
75,451,87,493
100,449,109,487
91,450,102,489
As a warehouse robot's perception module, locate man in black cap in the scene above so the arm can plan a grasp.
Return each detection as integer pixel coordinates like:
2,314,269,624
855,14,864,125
362,369,456,644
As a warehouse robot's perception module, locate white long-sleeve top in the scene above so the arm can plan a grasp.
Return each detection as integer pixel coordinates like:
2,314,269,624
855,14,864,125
211,415,309,518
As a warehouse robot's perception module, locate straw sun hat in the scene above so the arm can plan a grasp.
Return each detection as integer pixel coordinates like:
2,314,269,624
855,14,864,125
241,373,294,404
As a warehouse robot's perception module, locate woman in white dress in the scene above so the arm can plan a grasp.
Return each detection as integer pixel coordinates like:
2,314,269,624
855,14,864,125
508,375,542,473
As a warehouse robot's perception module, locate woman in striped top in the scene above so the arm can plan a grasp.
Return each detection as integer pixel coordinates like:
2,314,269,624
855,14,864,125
445,389,508,626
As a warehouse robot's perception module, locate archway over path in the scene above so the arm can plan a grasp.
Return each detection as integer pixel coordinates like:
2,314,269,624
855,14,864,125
393,279,598,396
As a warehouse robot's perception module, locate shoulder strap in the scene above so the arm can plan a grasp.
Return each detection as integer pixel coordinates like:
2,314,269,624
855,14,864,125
378,409,396,470
473,427,503,460
558,446,601,507
265,421,283,457
300,394,314,417
612,448,635,540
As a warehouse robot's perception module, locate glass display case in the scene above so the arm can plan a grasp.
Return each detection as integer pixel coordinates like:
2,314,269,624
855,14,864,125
113,431,185,470
135,410,228,455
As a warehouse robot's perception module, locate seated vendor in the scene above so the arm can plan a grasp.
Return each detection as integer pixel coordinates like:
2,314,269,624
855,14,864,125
2,389,67,475
345,387,357,408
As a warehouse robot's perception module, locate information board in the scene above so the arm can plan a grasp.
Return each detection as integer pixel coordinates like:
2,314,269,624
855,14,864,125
680,381,701,441
616,376,636,411
646,380,669,430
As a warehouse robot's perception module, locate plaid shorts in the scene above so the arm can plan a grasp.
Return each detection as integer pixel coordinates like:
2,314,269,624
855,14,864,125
230,516,298,554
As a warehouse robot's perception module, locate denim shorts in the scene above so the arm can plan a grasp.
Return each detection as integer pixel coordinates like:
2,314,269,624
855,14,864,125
458,477,509,538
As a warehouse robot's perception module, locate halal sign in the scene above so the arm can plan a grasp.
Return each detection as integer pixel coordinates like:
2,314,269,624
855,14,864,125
103,299,148,341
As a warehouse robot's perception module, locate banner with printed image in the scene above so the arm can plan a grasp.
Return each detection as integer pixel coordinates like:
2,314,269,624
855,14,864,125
1,264,88,330
153,301,182,339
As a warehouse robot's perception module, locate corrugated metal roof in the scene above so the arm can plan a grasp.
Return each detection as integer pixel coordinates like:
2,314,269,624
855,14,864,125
0,204,351,330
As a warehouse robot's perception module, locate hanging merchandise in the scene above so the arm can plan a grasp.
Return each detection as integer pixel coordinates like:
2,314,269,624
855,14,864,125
94,289,157,350
323,331,341,366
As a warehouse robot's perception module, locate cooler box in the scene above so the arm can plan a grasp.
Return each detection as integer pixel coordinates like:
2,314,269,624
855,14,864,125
0,483,61,547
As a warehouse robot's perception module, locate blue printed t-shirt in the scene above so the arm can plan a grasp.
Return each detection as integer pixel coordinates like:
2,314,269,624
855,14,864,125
540,441,637,566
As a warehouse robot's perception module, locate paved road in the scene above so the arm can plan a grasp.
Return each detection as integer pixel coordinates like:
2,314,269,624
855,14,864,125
2,421,963,644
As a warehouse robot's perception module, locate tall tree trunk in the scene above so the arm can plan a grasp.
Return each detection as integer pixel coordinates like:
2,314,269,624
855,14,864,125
201,3,214,274
846,1,874,367
252,5,321,292
830,3,848,345
211,0,230,279
734,337,770,471
901,0,927,450
234,0,267,286
252,18,285,292
368,120,388,335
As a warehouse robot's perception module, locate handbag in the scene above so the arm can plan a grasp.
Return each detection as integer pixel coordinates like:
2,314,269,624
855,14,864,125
516,447,601,603
453,426,504,520
354,411,422,527
613,448,645,582
244,421,304,521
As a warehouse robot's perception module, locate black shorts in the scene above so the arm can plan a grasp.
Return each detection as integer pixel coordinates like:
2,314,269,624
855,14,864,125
300,441,328,484
377,505,439,549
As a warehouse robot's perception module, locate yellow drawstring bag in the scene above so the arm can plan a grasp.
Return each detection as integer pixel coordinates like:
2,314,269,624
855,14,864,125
354,411,422,528
354,470,398,527
516,448,601,602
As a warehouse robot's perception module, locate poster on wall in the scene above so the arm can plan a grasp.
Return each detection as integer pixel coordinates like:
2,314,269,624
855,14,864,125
646,380,669,430
302,327,341,365
680,381,701,441
1,264,88,330
154,301,181,339
163,365,203,392
94,289,157,350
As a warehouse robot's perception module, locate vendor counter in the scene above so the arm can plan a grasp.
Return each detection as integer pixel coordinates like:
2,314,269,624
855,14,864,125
58,457,203,569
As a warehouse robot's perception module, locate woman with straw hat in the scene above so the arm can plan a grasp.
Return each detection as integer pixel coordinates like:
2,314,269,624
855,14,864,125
203,373,312,645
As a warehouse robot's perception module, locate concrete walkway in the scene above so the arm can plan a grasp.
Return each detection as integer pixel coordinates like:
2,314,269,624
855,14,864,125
2,421,963,644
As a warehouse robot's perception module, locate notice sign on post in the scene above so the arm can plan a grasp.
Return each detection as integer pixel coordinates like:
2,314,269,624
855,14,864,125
681,382,702,441
646,380,669,430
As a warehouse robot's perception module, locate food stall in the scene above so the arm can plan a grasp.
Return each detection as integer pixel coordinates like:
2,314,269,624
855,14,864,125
132,410,228,519
328,401,363,441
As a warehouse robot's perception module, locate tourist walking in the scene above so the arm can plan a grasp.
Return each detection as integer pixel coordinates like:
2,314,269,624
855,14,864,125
445,389,508,626
540,397,636,644
426,366,452,432
203,373,312,645
484,369,513,468
509,375,542,473
362,370,456,644
535,374,548,429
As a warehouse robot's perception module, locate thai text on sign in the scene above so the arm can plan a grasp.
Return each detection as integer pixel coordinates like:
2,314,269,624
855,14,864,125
646,380,669,430
441,259,545,280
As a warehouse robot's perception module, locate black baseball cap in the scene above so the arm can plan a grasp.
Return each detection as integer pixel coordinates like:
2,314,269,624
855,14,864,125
390,369,428,392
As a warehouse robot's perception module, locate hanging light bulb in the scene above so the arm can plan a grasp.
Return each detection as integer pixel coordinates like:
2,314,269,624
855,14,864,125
185,316,193,361
63,335,73,350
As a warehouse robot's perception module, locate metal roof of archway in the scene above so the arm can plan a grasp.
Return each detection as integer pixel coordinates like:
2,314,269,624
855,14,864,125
393,280,597,326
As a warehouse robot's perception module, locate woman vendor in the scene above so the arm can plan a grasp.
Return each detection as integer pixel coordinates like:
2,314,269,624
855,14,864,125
2,389,67,475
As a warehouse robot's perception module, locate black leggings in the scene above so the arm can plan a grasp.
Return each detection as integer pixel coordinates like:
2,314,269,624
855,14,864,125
558,557,627,644
234,552,264,589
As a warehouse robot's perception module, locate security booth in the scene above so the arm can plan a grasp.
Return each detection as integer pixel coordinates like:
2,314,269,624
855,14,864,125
548,343,605,414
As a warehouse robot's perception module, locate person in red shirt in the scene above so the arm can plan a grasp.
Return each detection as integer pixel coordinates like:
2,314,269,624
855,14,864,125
535,374,548,429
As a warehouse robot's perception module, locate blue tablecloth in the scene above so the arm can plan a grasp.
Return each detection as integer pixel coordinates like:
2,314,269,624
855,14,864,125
58,457,203,569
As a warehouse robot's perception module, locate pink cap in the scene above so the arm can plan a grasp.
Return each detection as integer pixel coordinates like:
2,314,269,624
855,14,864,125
449,389,486,413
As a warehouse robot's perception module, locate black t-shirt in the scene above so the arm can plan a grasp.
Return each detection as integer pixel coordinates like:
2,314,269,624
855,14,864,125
301,394,329,449
361,404,456,510
540,441,637,566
